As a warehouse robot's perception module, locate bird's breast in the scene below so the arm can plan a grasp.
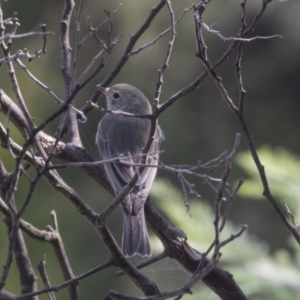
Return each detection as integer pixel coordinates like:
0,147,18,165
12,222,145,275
102,114,151,154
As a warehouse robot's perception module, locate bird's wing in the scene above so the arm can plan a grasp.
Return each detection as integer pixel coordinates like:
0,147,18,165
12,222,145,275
97,127,162,216
130,129,161,215
98,132,134,215
98,138,133,191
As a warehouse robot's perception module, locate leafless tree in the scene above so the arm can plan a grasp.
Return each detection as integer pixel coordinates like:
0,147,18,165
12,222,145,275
0,0,297,299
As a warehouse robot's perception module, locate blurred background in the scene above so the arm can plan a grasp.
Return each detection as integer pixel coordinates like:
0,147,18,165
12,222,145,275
0,0,300,299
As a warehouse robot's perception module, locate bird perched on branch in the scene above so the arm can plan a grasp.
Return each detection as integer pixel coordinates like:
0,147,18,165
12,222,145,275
96,83,163,257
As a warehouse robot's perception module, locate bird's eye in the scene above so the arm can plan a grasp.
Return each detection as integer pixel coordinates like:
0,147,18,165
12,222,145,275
112,92,120,99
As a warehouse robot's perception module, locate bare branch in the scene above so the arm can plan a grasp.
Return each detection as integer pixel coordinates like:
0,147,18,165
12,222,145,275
220,178,244,232
0,29,53,43
37,257,57,300
116,251,167,277
153,0,176,107
192,0,300,247
14,260,113,300
100,0,166,87
0,290,17,300
201,21,283,42
11,222,38,298
158,0,278,114
0,0,286,298
48,211,79,300
88,100,154,120
130,4,193,56
60,0,81,146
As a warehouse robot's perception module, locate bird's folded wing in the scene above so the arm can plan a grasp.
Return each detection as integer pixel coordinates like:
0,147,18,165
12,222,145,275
99,130,162,216
130,133,160,215
99,138,134,194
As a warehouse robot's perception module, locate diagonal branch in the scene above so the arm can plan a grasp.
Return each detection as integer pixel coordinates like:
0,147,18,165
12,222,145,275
99,0,166,88
60,0,81,146
193,0,300,246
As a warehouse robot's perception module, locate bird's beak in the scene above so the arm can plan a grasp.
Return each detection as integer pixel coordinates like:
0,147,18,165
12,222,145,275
97,84,109,96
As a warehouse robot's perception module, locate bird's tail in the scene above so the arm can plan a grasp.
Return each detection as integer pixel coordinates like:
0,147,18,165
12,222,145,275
122,208,151,257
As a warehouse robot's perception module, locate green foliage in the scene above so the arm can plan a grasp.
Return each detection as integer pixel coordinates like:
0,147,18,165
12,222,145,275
236,146,300,217
150,179,300,299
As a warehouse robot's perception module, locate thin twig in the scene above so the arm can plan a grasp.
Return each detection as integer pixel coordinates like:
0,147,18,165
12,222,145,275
201,21,283,42
220,178,244,232
116,251,167,276
0,30,54,43
37,256,57,300
130,4,193,56
100,0,166,87
15,260,113,300
153,0,176,107
48,211,79,300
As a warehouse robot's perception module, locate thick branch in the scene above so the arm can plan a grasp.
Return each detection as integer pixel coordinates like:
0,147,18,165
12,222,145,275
144,202,247,300
60,0,81,146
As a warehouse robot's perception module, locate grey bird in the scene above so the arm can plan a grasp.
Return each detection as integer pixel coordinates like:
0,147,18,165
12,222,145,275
96,83,163,257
